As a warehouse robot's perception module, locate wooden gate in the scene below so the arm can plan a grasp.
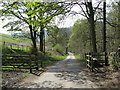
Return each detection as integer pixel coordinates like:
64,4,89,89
85,52,106,71
2,55,39,73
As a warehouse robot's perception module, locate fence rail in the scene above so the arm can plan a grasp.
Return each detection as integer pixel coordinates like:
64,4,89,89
85,52,106,71
0,41,30,47
1,41,30,52
85,51,120,71
2,55,39,73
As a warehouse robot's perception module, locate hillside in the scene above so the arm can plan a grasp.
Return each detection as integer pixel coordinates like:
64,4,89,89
0,33,31,44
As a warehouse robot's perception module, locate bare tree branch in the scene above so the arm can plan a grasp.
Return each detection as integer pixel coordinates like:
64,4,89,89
11,11,29,24
94,1,102,13
18,11,28,23
70,11,87,17
106,20,118,27
84,2,90,17
77,2,89,19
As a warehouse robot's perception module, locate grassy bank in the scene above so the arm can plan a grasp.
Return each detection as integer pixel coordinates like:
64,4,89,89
74,54,83,60
0,33,31,44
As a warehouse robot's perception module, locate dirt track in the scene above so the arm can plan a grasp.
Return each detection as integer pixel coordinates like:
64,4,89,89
3,52,120,89
13,52,97,88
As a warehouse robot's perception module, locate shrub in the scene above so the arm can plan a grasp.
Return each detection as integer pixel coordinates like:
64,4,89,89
109,52,120,70
53,44,64,55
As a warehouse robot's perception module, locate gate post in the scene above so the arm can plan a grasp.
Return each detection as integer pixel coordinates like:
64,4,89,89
105,52,109,66
30,55,32,73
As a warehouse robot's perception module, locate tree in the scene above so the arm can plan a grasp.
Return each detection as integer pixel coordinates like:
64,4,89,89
106,1,120,52
1,1,68,53
103,1,106,52
27,2,69,52
38,2,65,52
1,2,39,53
70,0,103,53
69,19,90,54
47,25,71,54
47,25,60,47
86,1,97,53
103,1,109,66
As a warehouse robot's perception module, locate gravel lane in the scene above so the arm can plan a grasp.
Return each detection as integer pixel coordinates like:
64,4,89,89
2,53,120,89
15,52,98,88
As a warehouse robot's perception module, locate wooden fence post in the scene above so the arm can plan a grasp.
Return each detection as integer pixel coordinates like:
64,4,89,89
84,53,86,61
36,55,39,70
3,41,5,45
18,45,19,50
10,45,12,49
27,46,29,52
104,52,108,66
91,57,93,72
3,41,5,48
30,56,32,73
89,53,93,72
21,45,23,51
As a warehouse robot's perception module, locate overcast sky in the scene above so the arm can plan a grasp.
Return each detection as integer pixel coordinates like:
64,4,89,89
0,0,111,34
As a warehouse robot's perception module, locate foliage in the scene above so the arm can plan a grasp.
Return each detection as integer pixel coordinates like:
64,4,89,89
47,25,71,48
69,19,90,54
109,52,120,70
53,44,65,55
106,1,120,52
47,25,60,47
46,25,71,55
1,1,68,52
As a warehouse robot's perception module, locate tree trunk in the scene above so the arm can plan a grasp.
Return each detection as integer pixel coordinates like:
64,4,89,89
103,1,109,66
66,46,68,54
88,2,97,53
118,1,120,48
40,26,44,52
43,33,45,54
29,25,37,53
103,1,106,52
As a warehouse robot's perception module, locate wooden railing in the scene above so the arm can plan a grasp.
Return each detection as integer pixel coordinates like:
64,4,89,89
1,41,30,52
2,55,39,73
85,52,106,71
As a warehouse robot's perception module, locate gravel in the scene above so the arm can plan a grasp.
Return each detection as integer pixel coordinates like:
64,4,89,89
17,81,63,88
2,54,120,89
2,69,29,88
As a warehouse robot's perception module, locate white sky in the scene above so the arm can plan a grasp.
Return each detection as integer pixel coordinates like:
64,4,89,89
0,0,111,34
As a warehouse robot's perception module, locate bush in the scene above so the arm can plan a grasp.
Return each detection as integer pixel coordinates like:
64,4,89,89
109,52,120,70
29,46,38,54
53,44,65,55
45,50,54,55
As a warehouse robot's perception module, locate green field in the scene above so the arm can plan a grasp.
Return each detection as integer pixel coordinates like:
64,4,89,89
0,33,32,54
0,33,31,44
